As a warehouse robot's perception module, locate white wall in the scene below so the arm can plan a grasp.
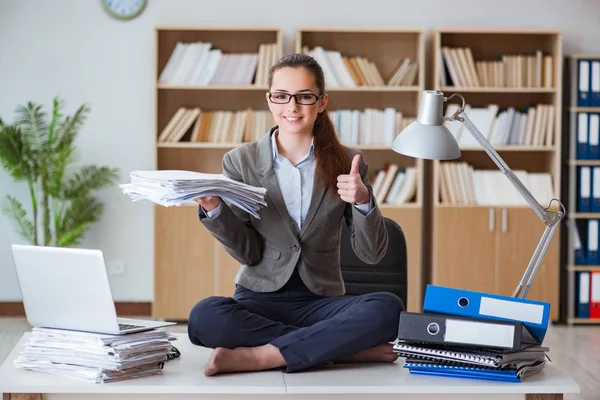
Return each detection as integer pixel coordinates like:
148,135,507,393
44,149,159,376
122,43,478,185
1,0,599,301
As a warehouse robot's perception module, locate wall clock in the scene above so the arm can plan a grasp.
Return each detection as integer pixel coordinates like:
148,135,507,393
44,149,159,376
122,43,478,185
102,0,147,21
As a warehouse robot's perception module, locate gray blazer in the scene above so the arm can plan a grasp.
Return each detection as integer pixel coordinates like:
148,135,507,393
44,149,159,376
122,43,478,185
199,127,389,296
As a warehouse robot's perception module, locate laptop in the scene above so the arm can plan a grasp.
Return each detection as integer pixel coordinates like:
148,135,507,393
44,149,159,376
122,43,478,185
11,244,176,335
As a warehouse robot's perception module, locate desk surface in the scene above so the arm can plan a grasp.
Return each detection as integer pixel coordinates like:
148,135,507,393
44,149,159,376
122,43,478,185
0,332,581,396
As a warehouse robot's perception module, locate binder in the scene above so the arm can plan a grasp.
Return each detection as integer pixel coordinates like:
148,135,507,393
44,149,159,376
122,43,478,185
591,271,600,319
578,59,591,107
405,365,521,382
591,61,600,107
422,285,550,342
579,166,591,212
593,167,600,212
590,114,600,160
577,113,589,160
573,219,587,265
587,220,598,265
397,311,540,351
576,271,590,318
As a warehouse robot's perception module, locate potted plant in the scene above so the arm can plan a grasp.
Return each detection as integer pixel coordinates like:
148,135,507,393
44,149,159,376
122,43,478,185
0,97,120,247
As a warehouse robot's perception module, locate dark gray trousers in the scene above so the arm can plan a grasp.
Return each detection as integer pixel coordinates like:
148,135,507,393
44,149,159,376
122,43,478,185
187,269,404,373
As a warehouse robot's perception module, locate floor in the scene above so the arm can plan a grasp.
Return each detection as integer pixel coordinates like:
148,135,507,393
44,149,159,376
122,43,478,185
1,317,598,400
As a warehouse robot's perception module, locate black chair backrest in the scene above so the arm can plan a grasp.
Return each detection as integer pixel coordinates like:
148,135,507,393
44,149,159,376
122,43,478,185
339,217,408,309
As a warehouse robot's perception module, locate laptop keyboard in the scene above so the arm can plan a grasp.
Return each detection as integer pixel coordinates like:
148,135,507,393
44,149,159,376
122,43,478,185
119,323,145,330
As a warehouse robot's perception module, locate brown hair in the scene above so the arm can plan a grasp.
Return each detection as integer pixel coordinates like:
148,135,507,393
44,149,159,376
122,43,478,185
267,53,350,194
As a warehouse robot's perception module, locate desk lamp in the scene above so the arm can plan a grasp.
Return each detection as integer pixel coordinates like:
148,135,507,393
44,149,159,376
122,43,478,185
392,90,565,299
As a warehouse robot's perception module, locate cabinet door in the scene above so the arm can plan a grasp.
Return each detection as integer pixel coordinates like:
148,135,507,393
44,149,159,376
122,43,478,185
495,208,560,320
381,207,422,312
154,205,216,320
432,207,496,293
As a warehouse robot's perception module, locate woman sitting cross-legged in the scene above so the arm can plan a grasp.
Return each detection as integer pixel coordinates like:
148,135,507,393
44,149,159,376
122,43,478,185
188,52,405,376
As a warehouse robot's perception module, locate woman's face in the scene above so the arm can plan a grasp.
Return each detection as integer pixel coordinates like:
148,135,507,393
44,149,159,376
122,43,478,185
267,67,328,137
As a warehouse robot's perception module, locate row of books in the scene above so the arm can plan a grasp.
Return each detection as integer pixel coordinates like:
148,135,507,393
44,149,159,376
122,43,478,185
14,327,180,383
158,107,275,144
445,103,555,147
371,165,417,205
439,161,554,206
440,46,554,88
394,285,549,382
330,108,415,146
158,41,279,86
301,46,417,87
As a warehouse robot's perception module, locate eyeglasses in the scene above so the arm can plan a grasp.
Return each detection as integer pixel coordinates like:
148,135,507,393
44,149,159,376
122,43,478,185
268,92,322,105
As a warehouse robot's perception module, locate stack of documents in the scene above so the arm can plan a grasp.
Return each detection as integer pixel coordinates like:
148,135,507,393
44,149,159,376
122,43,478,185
119,170,267,218
394,285,552,382
14,327,180,383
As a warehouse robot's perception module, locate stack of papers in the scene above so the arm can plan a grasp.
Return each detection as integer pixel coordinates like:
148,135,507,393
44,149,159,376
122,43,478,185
120,170,268,219
14,327,180,383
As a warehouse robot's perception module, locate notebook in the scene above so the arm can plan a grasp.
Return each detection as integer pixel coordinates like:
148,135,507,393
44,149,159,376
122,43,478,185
404,359,547,382
393,342,548,368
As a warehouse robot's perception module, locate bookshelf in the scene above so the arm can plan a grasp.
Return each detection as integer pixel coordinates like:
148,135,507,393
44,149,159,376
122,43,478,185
431,28,563,321
564,54,600,325
153,25,282,319
295,27,426,313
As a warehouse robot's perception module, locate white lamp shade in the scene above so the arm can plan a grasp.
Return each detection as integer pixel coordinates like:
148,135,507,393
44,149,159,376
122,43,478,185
391,121,461,160
391,90,461,160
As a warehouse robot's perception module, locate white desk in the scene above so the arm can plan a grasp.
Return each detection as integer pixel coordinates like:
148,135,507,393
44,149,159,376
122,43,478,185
0,333,580,400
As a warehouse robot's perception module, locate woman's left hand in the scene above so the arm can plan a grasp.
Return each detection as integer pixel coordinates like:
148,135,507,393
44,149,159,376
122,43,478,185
337,154,370,205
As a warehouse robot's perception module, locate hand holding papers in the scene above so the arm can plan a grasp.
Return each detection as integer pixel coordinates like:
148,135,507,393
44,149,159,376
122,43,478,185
120,170,267,218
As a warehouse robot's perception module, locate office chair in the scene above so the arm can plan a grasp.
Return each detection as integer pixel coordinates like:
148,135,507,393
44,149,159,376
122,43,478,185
339,217,408,309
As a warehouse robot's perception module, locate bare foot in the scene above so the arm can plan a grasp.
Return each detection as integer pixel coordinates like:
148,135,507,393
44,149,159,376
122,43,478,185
335,343,398,364
204,345,286,376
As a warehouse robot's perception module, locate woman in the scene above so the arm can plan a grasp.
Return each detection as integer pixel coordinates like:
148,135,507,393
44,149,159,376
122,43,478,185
189,53,404,376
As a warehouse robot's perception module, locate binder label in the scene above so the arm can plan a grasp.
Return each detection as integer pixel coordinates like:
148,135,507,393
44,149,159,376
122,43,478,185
479,297,544,324
446,319,515,348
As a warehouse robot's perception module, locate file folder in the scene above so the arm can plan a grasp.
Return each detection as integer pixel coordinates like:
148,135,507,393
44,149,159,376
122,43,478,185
587,220,598,265
591,271,600,318
579,166,591,212
590,114,600,160
576,271,590,318
577,113,589,160
579,59,591,107
397,311,540,351
591,61,600,107
573,219,587,265
593,166,600,212
422,285,550,342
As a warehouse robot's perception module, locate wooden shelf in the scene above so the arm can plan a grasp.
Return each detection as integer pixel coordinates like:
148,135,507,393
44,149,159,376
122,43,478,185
567,265,600,272
567,318,600,324
158,84,269,91
560,54,600,325
439,86,557,93
568,160,600,166
295,27,426,313
569,106,600,113
153,26,284,320
568,213,600,219
431,28,563,322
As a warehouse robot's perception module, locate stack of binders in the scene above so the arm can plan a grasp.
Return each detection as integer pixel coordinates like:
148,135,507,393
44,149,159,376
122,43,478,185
393,285,551,382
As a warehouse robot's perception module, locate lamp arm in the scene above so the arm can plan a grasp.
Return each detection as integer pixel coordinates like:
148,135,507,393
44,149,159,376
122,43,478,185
448,100,565,299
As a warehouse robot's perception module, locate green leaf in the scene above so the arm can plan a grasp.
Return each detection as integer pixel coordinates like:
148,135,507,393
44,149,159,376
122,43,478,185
59,166,120,199
1,195,36,244
56,196,103,247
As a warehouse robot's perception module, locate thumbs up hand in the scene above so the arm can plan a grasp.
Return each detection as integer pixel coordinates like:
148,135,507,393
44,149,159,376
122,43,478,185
337,154,370,205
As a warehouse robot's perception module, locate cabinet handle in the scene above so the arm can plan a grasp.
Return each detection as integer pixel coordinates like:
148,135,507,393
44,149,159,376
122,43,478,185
502,208,507,232
489,208,495,231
